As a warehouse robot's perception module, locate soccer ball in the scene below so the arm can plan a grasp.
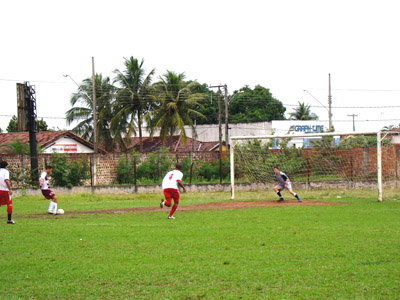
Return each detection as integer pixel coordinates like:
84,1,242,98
57,208,64,215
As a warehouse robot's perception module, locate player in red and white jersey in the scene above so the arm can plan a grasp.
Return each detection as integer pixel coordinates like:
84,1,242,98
0,161,15,224
160,163,186,219
39,165,59,215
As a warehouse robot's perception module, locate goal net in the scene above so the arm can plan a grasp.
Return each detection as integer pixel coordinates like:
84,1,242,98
230,131,394,201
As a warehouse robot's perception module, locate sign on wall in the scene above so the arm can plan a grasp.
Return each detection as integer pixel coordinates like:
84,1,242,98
289,124,325,133
51,144,78,153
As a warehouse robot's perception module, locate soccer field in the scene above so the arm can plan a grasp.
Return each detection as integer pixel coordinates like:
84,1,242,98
1,190,399,299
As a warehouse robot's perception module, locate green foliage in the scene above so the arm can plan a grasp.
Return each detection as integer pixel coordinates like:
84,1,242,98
339,135,391,148
49,153,90,187
1,138,42,155
116,150,140,184
112,57,155,152
6,115,49,133
229,85,286,123
189,82,219,125
3,138,30,154
136,147,175,181
234,139,307,182
179,156,192,176
36,118,49,131
6,115,18,132
289,101,319,120
147,71,206,143
66,74,116,152
134,149,229,183
198,157,230,181
116,156,134,184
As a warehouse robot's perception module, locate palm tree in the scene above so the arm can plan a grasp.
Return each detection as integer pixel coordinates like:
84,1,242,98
382,124,399,131
147,71,206,146
65,74,116,151
289,102,319,120
112,57,155,152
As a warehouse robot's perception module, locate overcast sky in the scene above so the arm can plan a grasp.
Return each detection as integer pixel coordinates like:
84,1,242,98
1,0,400,133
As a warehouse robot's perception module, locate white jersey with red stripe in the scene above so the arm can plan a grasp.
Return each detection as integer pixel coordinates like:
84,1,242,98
162,169,183,190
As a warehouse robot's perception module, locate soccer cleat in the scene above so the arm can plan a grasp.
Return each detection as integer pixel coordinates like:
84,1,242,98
298,199,302,203
48,210,55,214
160,199,165,208
167,215,175,220
277,198,284,202
7,219,16,224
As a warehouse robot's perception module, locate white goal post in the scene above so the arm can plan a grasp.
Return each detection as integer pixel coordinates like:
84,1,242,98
230,131,384,202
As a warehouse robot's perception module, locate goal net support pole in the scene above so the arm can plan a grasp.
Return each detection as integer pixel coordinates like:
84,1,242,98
230,131,383,201
377,131,383,202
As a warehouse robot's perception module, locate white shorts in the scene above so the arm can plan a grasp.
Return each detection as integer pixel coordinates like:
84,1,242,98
277,182,292,190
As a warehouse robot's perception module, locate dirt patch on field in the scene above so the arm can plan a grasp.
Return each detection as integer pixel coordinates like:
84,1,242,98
71,200,345,215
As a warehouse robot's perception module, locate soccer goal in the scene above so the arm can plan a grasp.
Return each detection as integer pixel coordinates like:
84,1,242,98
230,131,392,201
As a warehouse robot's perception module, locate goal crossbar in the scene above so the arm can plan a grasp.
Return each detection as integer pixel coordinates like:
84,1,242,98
229,131,383,202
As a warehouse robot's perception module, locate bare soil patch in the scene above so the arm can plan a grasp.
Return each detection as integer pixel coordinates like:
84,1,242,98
71,200,345,215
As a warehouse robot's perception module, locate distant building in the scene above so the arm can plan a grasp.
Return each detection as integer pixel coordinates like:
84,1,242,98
0,131,107,154
141,122,272,142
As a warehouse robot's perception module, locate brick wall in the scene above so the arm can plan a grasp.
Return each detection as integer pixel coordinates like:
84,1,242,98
2,146,398,187
0,151,222,187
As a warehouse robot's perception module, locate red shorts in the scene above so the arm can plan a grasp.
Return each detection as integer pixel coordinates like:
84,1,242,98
0,190,12,206
163,188,180,204
42,189,55,200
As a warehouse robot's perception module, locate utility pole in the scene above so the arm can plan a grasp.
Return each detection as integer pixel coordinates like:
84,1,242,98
347,114,358,132
24,82,38,185
17,83,27,131
91,57,98,189
210,85,224,184
328,73,333,131
224,84,229,148
217,87,223,184
92,57,98,154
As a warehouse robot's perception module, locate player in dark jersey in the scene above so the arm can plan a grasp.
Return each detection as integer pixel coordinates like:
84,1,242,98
273,166,302,203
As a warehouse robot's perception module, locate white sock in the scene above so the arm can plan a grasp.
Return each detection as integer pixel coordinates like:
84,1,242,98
53,202,58,214
48,201,54,212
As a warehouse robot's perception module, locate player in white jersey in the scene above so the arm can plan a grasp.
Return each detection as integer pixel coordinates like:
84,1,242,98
273,166,302,203
39,165,59,214
160,163,186,219
0,161,15,224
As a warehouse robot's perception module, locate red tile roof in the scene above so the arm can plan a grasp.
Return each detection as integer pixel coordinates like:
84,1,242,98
0,131,107,154
122,136,220,152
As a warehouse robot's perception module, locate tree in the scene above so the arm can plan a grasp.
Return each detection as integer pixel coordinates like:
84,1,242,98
228,85,286,123
0,138,41,154
1,138,30,154
7,115,49,133
6,115,18,132
187,83,219,125
382,124,399,131
49,153,90,187
36,118,49,131
112,57,155,152
147,71,206,145
65,74,116,152
289,102,318,120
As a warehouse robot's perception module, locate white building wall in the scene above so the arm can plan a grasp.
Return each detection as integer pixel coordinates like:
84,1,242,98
141,122,273,142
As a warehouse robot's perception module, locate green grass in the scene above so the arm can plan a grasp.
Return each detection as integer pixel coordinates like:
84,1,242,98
0,190,399,299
